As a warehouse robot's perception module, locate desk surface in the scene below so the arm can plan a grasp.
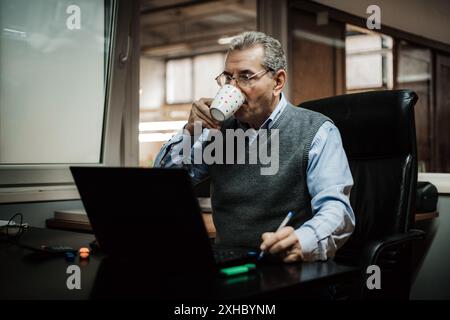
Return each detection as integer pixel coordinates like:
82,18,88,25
46,211,439,240
0,228,359,300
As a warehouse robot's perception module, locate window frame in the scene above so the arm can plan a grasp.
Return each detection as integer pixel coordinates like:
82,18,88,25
345,25,394,92
164,51,226,106
0,0,140,203
164,56,195,105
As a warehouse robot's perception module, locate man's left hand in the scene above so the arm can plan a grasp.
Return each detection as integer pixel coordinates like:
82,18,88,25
260,226,303,263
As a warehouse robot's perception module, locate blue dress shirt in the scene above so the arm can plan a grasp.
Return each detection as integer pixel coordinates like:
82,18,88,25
154,94,355,261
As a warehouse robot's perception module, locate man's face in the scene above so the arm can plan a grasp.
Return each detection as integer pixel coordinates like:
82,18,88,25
223,45,279,126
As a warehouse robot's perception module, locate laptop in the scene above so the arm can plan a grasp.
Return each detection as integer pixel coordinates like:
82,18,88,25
70,166,257,274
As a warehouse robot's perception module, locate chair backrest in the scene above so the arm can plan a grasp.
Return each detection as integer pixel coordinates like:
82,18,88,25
298,90,418,257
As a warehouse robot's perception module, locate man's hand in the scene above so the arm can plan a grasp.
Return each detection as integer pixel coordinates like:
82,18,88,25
185,98,221,135
260,226,303,263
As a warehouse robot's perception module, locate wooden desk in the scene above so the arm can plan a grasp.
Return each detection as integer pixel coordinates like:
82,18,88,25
0,227,359,300
200,211,440,237
415,211,439,222
47,213,218,237
47,211,438,237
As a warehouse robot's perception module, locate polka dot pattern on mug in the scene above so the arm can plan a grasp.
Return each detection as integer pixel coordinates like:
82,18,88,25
210,84,245,121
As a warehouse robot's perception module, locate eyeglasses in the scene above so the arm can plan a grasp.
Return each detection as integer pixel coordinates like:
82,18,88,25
215,69,271,87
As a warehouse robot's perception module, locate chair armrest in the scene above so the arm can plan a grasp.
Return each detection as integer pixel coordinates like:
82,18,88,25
361,229,425,266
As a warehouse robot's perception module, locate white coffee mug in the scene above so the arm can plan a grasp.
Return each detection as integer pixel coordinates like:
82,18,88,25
209,84,245,122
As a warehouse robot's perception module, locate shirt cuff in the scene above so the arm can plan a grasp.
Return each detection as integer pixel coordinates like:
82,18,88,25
154,129,186,166
295,226,323,262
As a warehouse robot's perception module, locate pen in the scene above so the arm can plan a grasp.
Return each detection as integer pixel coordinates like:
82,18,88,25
258,211,294,261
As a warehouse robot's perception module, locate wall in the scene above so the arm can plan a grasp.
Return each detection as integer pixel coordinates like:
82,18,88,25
313,0,450,45
411,195,450,299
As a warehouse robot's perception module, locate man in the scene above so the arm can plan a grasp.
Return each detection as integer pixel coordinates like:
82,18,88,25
154,31,355,262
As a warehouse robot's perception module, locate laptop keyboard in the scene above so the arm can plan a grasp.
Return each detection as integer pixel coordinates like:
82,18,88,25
212,247,261,267
213,249,248,263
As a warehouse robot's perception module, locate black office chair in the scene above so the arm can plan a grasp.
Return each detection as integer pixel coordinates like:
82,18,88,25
298,90,425,299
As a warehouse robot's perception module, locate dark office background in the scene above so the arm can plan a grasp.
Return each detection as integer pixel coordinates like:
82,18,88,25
1,0,449,299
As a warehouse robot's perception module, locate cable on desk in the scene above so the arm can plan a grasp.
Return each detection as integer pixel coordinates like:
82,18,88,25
0,212,29,245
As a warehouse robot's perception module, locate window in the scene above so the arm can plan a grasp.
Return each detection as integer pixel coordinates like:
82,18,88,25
165,53,225,104
346,25,393,92
139,0,257,167
0,0,131,197
397,42,433,173
166,58,193,104
193,53,225,100
0,0,113,165
139,53,225,166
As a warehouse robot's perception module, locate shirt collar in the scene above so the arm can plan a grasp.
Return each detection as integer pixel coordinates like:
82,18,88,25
260,93,288,129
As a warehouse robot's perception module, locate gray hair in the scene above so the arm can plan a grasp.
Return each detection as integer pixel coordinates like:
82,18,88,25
229,31,287,72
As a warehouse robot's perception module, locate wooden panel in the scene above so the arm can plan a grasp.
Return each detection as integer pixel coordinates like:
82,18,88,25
292,34,334,102
289,8,345,104
435,54,450,173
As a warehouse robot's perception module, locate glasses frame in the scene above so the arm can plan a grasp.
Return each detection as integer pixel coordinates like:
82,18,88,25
215,69,272,87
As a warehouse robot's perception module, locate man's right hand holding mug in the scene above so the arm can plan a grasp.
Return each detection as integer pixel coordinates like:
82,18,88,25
185,98,221,135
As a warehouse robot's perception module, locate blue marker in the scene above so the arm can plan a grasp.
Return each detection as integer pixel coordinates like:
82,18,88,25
258,211,294,260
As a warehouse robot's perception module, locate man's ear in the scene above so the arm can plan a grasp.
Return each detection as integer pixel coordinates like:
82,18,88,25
273,70,286,96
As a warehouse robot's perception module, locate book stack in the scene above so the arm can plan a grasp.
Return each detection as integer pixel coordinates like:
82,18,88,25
47,209,92,232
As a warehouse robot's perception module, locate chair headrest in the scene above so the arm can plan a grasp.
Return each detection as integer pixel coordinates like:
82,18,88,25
298,90,418,159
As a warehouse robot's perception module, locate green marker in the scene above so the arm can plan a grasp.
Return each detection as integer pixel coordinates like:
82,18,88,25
220,263,256,277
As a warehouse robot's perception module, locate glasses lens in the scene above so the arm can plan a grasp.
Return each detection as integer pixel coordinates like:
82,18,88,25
216,74,227,86
238,74,252,87
216,70,267,87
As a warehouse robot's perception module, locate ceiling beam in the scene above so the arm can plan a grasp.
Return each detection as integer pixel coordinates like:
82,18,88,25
140,0,256,28
140,0,219,15
141,23,254,48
